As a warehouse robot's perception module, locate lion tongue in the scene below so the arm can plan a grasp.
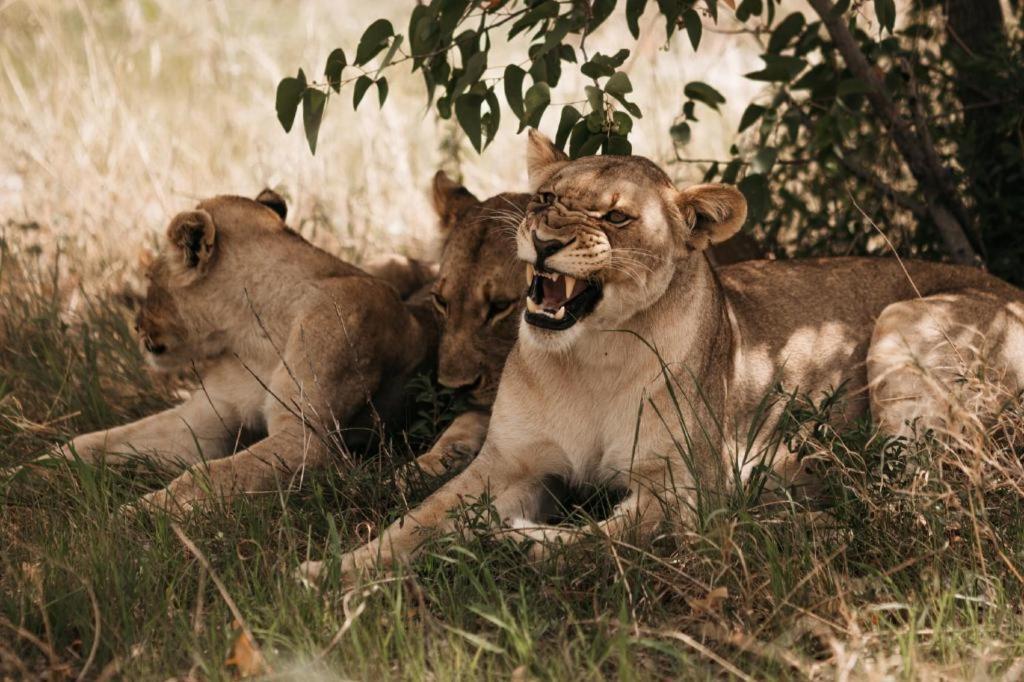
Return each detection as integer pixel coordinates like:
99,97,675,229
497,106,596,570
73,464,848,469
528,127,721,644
540,276,568,309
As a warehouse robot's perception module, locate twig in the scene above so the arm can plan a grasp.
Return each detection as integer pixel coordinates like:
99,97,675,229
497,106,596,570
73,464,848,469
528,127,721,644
632,624,756,681
170,524,268,670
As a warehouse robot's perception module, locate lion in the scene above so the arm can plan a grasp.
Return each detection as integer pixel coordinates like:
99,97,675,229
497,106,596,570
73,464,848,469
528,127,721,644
300,130,1024,582
409,170,763,480
29,189,454,513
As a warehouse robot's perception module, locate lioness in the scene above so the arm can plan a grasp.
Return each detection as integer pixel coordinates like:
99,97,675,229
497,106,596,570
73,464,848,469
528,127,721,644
35,190,451,512
300,131,1024,581
411,170,763,479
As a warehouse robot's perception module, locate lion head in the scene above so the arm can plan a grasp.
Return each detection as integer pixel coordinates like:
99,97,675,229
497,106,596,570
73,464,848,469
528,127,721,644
135,190,294,371
515,130,747,352
429,172,530,405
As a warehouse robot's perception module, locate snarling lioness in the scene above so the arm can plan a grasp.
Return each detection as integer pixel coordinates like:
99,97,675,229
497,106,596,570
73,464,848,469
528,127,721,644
301,131,1024,582
35,190,446,512
410,169,763,480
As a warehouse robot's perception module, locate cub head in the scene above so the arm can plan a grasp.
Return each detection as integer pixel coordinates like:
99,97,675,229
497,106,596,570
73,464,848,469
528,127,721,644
516,130,747,352
429,171,530,405
135,189,288,371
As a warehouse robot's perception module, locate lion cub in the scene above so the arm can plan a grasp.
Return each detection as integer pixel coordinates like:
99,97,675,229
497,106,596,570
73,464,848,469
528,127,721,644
37,190,446,512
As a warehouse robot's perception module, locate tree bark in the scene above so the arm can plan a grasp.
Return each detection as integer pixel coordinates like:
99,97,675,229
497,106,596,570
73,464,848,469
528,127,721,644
805,0,981,266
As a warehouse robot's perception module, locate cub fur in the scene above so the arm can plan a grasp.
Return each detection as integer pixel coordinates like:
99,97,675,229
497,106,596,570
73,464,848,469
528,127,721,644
302,131,1024,582
38,190,441,512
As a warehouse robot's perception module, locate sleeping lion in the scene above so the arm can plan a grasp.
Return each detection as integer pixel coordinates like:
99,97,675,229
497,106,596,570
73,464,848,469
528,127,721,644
300,130,1024,582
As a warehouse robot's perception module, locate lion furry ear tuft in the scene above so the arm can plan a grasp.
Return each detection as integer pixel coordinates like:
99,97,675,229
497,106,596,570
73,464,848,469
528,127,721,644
432,170,479,234
677,184,748,251
526,129,568,192
255,188,288,221
166,210,216,272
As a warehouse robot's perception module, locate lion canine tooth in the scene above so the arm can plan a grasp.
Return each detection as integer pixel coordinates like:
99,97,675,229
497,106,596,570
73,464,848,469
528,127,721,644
526,297,541,313
525,263,535,286
563,275,576,297
554,306,566,320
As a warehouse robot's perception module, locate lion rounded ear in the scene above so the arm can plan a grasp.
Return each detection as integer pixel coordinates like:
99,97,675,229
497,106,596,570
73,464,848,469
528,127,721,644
526,128,568,192
677,184,748,252
431,170,479,234
166,210,216,271
255,188,287,221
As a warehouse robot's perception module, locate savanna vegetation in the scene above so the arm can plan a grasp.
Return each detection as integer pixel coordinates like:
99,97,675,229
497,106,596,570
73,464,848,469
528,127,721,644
2,0,1023,679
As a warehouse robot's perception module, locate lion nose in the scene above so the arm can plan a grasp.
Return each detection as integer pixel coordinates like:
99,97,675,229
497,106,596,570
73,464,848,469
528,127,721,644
532,233,572,271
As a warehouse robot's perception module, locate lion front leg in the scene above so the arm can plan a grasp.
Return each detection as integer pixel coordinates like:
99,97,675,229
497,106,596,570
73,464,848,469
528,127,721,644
136,420,329,515
398,411,490,491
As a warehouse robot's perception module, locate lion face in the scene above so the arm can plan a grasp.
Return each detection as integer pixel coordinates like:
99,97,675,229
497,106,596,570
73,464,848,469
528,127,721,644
429,172,529,405
515,130,747,352
135,190,288,371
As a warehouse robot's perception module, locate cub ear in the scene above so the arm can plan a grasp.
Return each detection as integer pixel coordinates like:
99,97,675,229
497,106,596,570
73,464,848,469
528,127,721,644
166,210,216,271
526,128,568,191
677,183,748,251
255,188,287,221
432,170,479,234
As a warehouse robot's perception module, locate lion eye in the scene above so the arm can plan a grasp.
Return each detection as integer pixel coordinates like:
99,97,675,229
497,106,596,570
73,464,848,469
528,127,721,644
431,292,448,316
486,299,515,322
602,209,632,225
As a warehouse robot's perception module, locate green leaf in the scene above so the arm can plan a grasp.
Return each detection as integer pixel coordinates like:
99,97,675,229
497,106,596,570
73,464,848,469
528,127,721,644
684,81,726,110
683,9,702,50
626,0,648,38
766,12,804,54
874,0,896,35
379,34,404,71
483,88,501,145
555,105,582,150
735,0,762,22
744,55,807,82
454,51,487,98
670,121,691,145
376,77,389,107
302,88,327,154
353,75,373,109
750,147,777,173
604,71,633,96
585,85,605,117
520,82,550,131
606,134,631,155
504,65,526,119
737,173,769,222
577,133,605,157
738,104,766,132
409,5,436,57
455,93,484,152
568,119,592,157
588,0,616,31
324,49,346,93
581,50,630,80
355,19,394,65
275,69,307,133
612,111,633,136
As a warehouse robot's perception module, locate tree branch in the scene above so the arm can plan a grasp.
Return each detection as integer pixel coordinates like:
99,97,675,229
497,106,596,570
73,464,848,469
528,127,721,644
805,0,981,266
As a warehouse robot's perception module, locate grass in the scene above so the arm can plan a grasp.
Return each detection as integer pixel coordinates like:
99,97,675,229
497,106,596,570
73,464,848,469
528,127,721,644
2,1,1024,679
2,234,1024,680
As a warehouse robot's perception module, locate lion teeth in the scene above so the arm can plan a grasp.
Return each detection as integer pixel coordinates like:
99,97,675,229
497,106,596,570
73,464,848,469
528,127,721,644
525,263,535,285
526,297,541,313
554,306,566,320
563,275,576,297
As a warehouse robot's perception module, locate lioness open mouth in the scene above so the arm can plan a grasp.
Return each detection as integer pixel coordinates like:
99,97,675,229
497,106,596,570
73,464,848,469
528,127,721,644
524,264,603,330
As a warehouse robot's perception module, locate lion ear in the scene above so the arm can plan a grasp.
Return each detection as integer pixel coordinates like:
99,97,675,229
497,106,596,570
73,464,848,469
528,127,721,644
676,184,748,252
431,170,479,234
255,188,287,221
526,128,568,191
166,210,216,272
